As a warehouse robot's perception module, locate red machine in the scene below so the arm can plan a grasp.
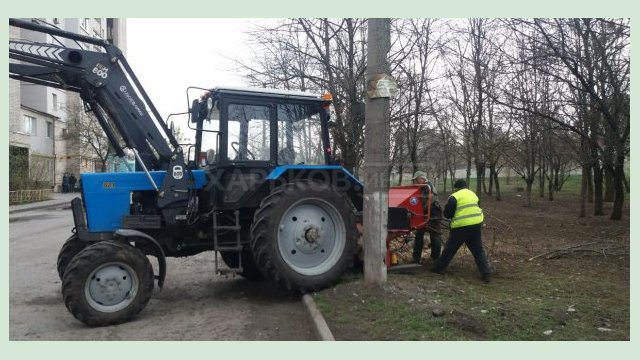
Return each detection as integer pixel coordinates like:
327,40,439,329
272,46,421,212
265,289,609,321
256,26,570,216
386,185,433,268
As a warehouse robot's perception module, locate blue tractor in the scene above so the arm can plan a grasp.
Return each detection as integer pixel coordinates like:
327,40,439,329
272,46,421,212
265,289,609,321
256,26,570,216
10,18,363,326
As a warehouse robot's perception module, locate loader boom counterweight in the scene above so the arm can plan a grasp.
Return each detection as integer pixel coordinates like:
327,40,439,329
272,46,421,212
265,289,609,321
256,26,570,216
9,18,178,169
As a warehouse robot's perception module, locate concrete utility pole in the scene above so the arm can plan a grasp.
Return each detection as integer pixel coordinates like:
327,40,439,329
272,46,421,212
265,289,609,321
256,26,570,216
363,18,394,285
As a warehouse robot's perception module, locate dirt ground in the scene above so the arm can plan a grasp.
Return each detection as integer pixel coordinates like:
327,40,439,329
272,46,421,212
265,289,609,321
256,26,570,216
10,207,314,340
314,189,630,341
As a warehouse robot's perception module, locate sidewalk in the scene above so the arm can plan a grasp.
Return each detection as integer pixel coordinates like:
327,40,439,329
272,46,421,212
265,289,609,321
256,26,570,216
9,192,79,214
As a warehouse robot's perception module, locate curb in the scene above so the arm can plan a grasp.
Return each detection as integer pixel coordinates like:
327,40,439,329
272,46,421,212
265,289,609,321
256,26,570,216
302,294,335,341
9,201,71,214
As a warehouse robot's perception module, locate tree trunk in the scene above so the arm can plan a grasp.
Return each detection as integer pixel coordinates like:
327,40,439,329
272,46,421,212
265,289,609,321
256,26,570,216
538,163,546,198
610,154,626,220
623,172,630,193
579,165,588,218
525,179,533,207
493,166,502,201
586,164,593,203
410,143,419,175
604,170,614,202
448,166,456,194
343,147,358,176
487,166,494,196
593,161,604,216
481,167,488,195
475,162,484,205
442,169,448,194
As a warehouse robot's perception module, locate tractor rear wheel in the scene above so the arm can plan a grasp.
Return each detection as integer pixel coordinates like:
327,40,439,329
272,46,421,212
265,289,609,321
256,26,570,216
57,234,87,280
61,241,154,326
250,181,357,292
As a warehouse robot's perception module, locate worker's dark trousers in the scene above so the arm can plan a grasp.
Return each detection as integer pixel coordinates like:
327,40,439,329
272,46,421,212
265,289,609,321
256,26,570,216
413,222,442,262
433,224,491,276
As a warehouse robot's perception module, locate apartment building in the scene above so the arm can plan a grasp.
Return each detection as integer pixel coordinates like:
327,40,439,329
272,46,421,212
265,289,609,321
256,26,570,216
9,18,127,192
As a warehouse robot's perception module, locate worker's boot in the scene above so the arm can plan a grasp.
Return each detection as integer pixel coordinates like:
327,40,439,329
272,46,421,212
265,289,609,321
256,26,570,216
481,273,491,283
429,264,445,275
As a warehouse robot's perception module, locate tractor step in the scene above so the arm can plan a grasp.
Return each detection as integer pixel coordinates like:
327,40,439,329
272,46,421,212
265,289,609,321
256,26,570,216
213,210,243,275
216,267,243,275
215,246,243,251
215,225,241,231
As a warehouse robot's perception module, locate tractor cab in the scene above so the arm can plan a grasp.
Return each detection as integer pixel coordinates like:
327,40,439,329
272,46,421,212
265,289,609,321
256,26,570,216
190,87,334,210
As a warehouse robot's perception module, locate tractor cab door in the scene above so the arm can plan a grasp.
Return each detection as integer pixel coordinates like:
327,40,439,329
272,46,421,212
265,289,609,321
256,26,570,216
204,98,276,210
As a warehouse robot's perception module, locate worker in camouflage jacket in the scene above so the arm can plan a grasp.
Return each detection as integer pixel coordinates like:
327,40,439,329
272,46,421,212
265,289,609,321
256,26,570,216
411,171,442,263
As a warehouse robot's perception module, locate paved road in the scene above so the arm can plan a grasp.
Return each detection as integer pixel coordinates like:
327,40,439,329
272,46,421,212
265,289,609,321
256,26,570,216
9,206,313,340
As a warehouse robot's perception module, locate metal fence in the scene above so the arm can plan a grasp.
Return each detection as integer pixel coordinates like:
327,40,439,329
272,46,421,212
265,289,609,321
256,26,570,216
9,189,53,204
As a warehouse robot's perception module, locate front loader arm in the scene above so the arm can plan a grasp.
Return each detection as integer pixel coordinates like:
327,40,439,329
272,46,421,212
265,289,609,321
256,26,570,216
9,18,178,169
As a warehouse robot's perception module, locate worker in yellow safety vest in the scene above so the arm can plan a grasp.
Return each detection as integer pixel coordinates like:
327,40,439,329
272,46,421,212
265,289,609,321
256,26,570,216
430,179,492,283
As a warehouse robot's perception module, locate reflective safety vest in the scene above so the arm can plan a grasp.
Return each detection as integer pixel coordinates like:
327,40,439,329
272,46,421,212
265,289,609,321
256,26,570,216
450,188,484,228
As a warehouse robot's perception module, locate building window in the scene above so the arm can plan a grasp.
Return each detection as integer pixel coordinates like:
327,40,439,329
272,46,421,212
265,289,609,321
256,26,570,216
52,93,58,110
23,115,37,135
81,18,90,30
53,18,60,24
47,122,53,138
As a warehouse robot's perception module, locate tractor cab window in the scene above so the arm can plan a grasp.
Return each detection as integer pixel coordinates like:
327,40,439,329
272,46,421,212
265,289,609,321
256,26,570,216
277,104,324,165
227,104,271,161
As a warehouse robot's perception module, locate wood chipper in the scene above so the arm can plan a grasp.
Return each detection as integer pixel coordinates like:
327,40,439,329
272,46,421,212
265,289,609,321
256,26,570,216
386,184,435,269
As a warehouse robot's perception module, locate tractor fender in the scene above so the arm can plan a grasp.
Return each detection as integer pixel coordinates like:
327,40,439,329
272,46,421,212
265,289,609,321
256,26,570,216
265,165,364,210
114,229,167,288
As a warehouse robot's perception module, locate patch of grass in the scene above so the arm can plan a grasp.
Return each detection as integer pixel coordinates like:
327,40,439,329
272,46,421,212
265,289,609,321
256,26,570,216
316,258,629,340
316,192,629,341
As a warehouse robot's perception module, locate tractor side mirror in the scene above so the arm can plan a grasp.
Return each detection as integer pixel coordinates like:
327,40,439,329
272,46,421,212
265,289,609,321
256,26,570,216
190,99,201,123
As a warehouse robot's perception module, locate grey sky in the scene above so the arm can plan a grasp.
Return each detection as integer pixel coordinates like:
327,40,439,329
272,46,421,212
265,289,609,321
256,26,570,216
126,18,258,129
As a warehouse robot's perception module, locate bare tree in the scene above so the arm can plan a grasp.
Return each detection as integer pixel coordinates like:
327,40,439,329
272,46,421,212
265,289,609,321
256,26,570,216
442,34,477,187
389,19,443,174
501,30,549,206
507,19,629,219
241,19,367,174
64,101,113,172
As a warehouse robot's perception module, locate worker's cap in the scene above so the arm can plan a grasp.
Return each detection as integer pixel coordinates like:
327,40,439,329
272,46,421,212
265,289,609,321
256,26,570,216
453,179,468,189
412,171,427,181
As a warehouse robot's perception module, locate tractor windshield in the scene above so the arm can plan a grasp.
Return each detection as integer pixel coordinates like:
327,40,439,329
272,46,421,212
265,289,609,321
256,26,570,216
227,104,271,162
277,103,324,165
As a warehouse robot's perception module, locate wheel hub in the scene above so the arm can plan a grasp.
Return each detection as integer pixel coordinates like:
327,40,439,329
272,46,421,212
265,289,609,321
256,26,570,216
295,222,323,252
85,262,138,312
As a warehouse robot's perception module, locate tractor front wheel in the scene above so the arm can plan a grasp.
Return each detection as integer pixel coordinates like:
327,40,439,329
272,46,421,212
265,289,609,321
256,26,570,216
61,241,154,326
57,234,87,280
